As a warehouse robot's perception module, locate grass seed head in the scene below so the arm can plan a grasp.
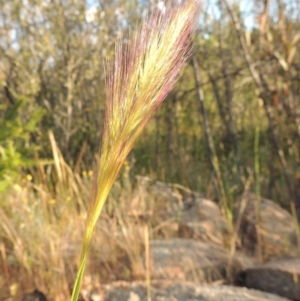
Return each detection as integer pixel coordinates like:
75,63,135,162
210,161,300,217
71,1,201,300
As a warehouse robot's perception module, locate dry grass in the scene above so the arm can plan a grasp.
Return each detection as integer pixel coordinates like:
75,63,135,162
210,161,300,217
0,134,193,300
1,133,298,300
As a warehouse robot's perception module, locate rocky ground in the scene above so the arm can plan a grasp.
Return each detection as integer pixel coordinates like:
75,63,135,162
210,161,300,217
7,179,300,300
101,281,293,301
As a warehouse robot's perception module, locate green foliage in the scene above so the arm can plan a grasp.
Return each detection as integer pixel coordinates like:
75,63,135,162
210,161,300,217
0,99,44,192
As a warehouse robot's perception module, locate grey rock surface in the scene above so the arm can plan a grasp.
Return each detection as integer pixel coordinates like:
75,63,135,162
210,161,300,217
146,239,256,283
103,281,292,301
178,197,229,246
21,290,48,301
234,192,298,258
245,258,300,300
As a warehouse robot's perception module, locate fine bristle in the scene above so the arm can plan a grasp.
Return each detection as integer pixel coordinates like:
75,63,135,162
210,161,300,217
71,1,201,300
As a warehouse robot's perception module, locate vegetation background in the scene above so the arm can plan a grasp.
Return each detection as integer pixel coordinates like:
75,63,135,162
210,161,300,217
0,0,300,299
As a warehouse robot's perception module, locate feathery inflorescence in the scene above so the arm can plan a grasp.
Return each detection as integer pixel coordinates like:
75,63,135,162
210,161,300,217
71,1,200,300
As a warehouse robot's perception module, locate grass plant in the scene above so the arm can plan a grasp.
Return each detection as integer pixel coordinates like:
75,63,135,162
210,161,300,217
70,1,201,300
2,0,300,299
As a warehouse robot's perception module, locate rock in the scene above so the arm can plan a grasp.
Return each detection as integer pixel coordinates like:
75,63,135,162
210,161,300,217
234,192,298,258
245,258,300,300
134,176,185,205
102,281,291,301
146,239,255,283
21,289,48,301
178,197,229,245
133,177,229,245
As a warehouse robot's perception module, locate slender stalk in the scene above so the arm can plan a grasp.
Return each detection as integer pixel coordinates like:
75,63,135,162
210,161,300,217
145,224,151,301
70,1,200,300
254,114,263,261
192,55,228,218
